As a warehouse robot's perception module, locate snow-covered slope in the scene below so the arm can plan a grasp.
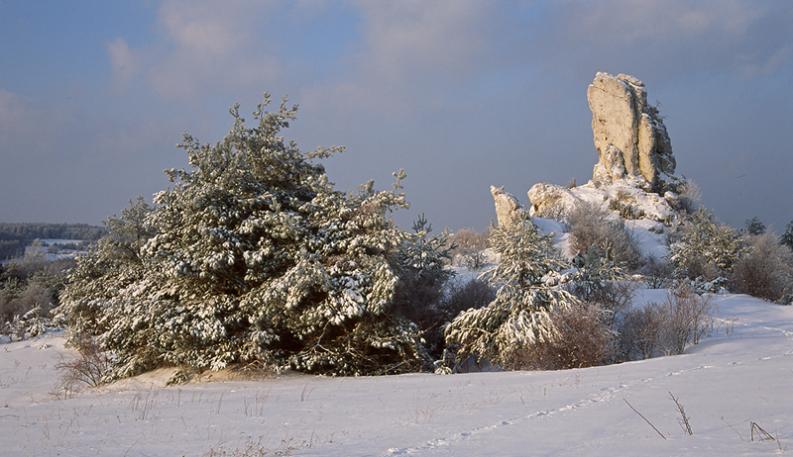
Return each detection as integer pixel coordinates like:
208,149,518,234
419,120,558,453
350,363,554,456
2,292,791,456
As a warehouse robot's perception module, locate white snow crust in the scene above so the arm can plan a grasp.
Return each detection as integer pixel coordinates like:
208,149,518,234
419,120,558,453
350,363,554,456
1,291,791,456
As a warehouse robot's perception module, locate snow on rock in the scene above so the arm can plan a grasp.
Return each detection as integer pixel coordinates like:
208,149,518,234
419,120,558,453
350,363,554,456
529,178,678,225
2,292,792,456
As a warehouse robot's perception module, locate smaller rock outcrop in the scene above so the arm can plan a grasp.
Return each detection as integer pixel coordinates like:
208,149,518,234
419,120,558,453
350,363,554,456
490,186,527,229
527,183,580,221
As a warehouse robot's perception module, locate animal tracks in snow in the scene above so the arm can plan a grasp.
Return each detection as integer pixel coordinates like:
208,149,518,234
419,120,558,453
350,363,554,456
384,362,737,456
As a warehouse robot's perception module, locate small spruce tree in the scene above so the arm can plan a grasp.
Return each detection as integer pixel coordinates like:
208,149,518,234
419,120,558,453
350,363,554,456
443,218,578,368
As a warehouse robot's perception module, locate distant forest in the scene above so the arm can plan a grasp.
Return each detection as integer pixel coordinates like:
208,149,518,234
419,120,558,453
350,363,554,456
0,223,105,260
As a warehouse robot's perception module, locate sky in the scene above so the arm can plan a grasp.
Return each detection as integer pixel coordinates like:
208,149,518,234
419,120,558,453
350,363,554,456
1,0,792,232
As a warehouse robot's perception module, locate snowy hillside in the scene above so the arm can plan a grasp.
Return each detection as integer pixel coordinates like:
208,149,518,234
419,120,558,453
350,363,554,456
2,291,791,456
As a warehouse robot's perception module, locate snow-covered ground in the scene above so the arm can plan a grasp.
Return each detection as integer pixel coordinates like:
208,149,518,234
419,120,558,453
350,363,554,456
2,292,792,456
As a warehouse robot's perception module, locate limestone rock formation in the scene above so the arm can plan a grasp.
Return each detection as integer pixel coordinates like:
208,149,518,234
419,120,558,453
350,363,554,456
490,186,527,229
489,72,688,262
522,72,684,225
588,72,675,190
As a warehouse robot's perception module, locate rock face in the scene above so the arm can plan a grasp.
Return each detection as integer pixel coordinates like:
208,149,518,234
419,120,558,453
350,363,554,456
490,186,527,229
588,72,675,190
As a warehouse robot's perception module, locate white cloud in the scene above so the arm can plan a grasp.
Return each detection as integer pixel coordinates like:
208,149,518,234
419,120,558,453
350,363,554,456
107,38,137,85
158,0,248,55
574,0,763,40
357,0,488,81
118,0,282,99
302,0,494,116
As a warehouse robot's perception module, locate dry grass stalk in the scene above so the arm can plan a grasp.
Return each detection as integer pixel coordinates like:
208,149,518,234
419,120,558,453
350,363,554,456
669,391,693,436
623,398,666,440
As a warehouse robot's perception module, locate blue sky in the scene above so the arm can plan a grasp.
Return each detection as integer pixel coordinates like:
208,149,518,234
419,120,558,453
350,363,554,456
1,0,792,231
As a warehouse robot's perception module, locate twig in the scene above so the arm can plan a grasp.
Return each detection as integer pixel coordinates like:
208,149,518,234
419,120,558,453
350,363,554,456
624,398,666,440
750,421,776,442
669,392,693,436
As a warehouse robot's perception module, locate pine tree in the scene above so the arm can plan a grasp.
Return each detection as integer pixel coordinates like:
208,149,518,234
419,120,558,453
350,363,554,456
744,217,766,235
60,96,429,380
781,220,793,251
444,218,579,368
390,214,454,358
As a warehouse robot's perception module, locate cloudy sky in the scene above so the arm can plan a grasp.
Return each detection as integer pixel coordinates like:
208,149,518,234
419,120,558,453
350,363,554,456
1,0,792,231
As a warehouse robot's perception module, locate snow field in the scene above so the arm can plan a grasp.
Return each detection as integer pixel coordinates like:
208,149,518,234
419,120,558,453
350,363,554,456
1,291,791,456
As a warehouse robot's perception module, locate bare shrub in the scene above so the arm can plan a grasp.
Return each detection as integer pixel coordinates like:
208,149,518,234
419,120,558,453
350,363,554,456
731,233,793,302
660,285,712,354
568,202,641,270
56,337,112,390
619,284,712,359
506,302,616,370
619,305,665,360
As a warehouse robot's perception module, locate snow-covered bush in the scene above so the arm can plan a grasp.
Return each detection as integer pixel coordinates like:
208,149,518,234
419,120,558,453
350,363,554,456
1,306,48,341
731,234,793,303
60,97,429,380
0,257,71,341
670,209,745,280
567,202,641,270
443,217,579,369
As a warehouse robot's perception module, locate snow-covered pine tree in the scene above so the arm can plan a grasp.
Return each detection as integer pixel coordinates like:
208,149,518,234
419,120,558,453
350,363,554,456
670,209,745,281
61,96,428,380
60,197,154,347
443,216,580,368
